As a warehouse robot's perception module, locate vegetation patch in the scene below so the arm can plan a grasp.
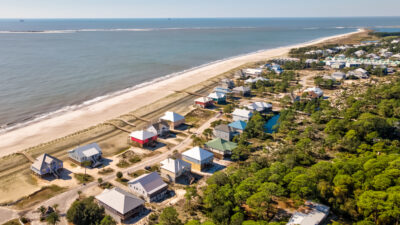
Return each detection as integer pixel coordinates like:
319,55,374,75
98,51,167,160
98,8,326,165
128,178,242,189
74,173,94,184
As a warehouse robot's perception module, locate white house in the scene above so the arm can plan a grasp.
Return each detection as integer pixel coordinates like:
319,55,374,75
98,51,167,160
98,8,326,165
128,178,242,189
287,201,330,225
68,143,102,167
331,71,346,80
304,87,324,98
160,111,185,129
160,158,191,182
354,68,369,78
243,68,263,77
245,77,268,84
246,102,272,113
354,50,366,57
232,108,253,121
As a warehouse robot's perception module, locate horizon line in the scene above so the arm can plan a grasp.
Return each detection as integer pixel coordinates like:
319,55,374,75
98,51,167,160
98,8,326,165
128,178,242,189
1,16,400,20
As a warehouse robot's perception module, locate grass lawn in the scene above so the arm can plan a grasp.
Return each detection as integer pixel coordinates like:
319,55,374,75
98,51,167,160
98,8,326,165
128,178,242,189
128,169,148,178
74,173,94,184
15,185,67,209
185,108,215,127
115,177,129,186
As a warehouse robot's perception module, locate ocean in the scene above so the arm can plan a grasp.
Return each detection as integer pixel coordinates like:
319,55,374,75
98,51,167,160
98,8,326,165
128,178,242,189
0,17,399,131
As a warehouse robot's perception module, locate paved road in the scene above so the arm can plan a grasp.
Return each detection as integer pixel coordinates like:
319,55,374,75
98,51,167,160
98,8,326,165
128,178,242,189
1,113,220,225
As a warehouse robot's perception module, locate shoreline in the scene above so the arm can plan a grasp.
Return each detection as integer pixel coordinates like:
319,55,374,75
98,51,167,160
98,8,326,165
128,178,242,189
0,28,363,158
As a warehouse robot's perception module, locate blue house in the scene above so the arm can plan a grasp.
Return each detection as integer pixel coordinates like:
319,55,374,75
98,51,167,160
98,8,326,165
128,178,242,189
228,120,247,133
31,153,63,178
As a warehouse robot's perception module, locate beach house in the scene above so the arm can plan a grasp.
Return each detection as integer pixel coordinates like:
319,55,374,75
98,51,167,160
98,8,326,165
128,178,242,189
303,87,324,99
243,68,263,77
354,68,369,78
31,153,63,178
232,108,253,121
129,130,158,148
207,92,226,104
182,147,214,172
95,187,145,223
228,120,247,133
220,78,235,89
160,111,185,129
214,124,237,141
245,102,272,113
128,172,168,202
160,158,191,182
68,143,102,167
232,86,251,97
214,86,232,94
194,97,214,108
146,121,169,137
331,71,346,80
244,77,268,84
205,138,237,158
287,201,330,225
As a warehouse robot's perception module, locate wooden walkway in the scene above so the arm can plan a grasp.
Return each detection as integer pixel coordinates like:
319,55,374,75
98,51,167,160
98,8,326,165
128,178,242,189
114,118,136,127
19,152,35,163
104,122,132,133
128,114,150,123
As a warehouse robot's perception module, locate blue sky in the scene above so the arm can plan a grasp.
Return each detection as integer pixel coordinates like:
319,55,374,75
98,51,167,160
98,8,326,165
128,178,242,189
0,0,399,18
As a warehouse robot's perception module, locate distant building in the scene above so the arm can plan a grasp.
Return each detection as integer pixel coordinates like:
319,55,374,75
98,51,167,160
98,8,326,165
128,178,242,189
228,120,247,133
31,153,63,178
244,77,269,84
214,86,232,94
160,158,191,182
232,108,253,121
232,86,251,96
354,50,366,57
146,121,169,137
303,87,324,99
220,78,235,89
128,172,168,202
214,124,237,141
331,62,345,69
243,68,263,77
68,143,102,167
160,111,185,129
331,71,346,80
205,138,237,158
208,92,226,104
246,102,272,113
95,187,145,223
287,201,330,225
194,97,214,108
182,147,214,172
130,130,158,148
354,68,369,78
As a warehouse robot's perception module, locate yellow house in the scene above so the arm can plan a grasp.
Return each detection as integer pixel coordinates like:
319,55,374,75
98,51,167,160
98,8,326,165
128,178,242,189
182,147,214,172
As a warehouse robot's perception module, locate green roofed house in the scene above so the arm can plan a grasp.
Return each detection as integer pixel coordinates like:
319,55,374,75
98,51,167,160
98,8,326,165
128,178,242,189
205,138,238,158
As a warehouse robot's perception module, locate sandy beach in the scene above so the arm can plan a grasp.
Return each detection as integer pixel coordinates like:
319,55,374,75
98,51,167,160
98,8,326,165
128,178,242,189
0,29,363,158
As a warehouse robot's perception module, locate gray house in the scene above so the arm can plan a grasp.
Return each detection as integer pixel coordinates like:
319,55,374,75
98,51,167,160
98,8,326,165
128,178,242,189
214,124,237,141
68,143,102,167
128,172,168,202
31,153,63,178
146,121,169,137
95,187,145,223
232,86,251,96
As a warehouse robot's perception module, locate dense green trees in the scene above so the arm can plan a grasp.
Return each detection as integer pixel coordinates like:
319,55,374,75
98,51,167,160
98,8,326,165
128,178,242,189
66,197,105,225
199,79,400,224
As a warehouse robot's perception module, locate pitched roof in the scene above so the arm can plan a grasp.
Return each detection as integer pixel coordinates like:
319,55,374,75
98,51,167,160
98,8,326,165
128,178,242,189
160,111,185,122
182,146,214,161
69,143,102,158
232,108,253,118
304,87,323,97
214,124,234,133
205,138,238,152
246,102,272,112
148,121,169,131
233,86,250,93
228,120,247,130
31,153,62,172
161,158,191,174
208,92,226,99
128,172,168,195
195,97,213,103
95,187,144,215
130,130,157,140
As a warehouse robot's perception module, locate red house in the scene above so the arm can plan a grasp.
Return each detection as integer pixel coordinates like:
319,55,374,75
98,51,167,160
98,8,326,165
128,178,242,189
194,97,213,108
130,130,158,147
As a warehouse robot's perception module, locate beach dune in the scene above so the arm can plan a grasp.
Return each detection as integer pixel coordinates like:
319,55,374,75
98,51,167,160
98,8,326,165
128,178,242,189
0,29,363,158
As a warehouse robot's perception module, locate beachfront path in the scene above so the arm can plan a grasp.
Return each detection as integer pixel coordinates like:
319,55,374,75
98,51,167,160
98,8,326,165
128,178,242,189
0,112,221,225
